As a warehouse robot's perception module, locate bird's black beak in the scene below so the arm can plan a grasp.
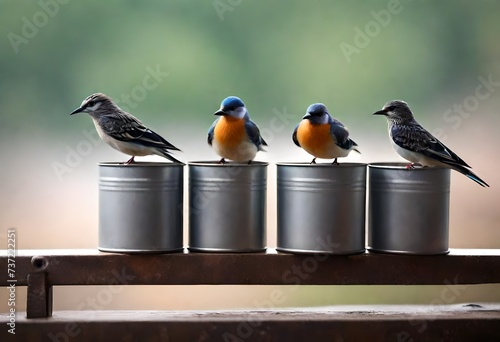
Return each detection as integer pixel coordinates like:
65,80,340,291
214,108,227,116
302,113,312,119
70,107,84,115
373,109,387,116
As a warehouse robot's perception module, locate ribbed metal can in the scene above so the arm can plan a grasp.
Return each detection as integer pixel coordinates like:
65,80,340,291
188,161,267,252
277,163,367,255
98,162,184,253
368,163,450,255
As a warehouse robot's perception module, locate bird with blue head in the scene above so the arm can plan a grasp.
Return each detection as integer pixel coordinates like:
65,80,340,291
208,96,267,164
293,103,360,164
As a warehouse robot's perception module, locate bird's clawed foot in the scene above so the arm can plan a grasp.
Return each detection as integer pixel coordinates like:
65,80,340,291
124,156,136,165
332,158,339,165
405,163,415,170
247,160,253,165
218,158,226,164
310,158,317,165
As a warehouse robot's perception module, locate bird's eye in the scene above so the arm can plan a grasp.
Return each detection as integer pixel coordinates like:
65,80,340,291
386,106,395,111
230,106,237,111
87,101,95,107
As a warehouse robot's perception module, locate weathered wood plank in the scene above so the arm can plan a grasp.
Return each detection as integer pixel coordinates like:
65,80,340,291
1,305,499,342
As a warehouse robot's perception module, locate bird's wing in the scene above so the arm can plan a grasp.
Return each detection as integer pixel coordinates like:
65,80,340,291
391,123,470,168
292,124,301,147
207,118,218,146
100,114,179,151
244,119,267,149
330,118,355,150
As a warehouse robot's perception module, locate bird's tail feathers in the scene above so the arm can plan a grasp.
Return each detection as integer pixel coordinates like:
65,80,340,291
160,138,181,151
451,164,489,187
156,149,183,164
350,139,361,154
142,128,181,152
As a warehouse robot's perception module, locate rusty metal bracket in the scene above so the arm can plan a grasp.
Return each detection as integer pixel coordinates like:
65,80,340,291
26,256,53,318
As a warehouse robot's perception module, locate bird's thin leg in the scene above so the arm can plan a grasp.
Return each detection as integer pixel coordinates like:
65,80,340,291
124,156,135,164
310,158,316,164
405,163,415,170
332,158,339,165
218,158,226,164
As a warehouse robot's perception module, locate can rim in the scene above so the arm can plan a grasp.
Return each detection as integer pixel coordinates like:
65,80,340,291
98,247,184,254
368,162,449,170
276,247,366,255
367,247,450,255
188,247,267,253
188,161,268,167
98,161,185,167
276,162,367,167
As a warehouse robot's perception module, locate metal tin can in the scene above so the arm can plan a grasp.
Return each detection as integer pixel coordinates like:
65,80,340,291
368,163,450,255
188,161,267,252
276,163,367,255
98,162,184,253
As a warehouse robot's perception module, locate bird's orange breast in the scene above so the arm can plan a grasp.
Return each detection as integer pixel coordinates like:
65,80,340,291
296,120,333,155
214,116,246,148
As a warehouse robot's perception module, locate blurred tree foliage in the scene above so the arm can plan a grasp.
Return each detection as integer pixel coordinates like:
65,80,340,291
0,0,499,137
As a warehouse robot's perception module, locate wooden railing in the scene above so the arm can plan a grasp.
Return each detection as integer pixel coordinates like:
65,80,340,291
1,249,500,341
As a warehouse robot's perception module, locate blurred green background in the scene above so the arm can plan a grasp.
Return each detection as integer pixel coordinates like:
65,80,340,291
1,0,499,312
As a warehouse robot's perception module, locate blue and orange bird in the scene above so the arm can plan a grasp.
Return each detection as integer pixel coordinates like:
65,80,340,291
208,96,267,164
293,103,360,164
